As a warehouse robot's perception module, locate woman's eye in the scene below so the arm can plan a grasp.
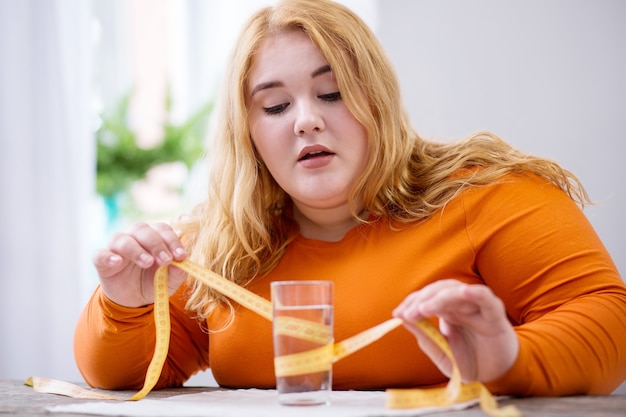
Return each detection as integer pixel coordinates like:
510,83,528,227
263,103,289,115
319,92,341,102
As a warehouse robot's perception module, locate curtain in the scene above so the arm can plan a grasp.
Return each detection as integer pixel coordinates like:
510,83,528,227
0,0,94,382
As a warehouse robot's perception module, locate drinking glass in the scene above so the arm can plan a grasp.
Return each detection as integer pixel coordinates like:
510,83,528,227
271,280,334,406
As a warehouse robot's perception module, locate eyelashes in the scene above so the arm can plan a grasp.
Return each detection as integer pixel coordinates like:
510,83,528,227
263,92,342,116
319,92,341,102
263,103,289,115
264,103,289,115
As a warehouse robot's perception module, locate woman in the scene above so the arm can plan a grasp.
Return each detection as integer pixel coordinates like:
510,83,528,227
75,0,626,396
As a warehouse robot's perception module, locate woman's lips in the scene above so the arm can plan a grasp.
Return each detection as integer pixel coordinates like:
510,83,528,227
299,150,333,161
298,149,335,169
298,145,334,160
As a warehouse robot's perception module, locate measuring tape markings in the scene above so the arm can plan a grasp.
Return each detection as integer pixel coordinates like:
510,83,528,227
25,376,122,401
175,260,273,321
26,259,521,417
332,317,403,363
273,316,332,344
125,266,172,401
274,343,334,377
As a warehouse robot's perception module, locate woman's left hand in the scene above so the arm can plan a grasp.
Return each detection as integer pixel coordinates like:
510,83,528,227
392,279,519,383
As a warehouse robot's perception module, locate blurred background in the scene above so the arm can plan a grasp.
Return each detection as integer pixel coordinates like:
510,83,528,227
0,0,624,391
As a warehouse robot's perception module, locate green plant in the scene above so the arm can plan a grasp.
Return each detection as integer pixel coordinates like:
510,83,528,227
96,93,211,198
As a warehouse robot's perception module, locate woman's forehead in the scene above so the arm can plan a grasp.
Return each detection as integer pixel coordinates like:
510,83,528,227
248,30,329,86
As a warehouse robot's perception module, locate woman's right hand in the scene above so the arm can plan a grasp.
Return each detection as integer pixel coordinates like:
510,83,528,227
92,222,189,308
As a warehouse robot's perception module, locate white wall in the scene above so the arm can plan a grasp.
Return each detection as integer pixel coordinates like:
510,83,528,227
0,0,93,383
376,0,625,277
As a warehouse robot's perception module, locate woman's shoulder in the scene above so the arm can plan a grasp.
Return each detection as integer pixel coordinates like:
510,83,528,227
460,172,575,207
458,171,592,247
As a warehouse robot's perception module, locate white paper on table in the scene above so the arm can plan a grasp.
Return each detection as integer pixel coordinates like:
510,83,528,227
47,389,480,417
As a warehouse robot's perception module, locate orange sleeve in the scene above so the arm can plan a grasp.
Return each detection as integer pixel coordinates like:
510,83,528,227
463,175,626,395
73,282,209,390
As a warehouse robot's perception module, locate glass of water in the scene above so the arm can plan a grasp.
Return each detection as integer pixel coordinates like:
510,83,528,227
271,280,334,406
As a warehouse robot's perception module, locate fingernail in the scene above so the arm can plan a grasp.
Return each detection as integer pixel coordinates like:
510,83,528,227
174,247,186,257
108,255,121,265
158,251,172,264
139,253,152,266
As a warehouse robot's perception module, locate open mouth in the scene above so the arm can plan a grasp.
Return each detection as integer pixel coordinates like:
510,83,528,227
299,150,334,161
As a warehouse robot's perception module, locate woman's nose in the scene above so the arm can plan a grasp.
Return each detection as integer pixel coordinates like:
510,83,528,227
294,100,325,136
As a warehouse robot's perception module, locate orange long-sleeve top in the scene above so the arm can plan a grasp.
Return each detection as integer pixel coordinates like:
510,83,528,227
74,174,626,396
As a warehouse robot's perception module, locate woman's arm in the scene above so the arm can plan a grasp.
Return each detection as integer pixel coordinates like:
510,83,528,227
74,282,210,390
395,174,626,395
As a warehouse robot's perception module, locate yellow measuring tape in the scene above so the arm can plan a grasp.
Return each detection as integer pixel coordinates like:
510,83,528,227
26,259,520,417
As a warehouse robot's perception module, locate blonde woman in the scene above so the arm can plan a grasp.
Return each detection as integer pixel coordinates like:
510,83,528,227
76,0,626,396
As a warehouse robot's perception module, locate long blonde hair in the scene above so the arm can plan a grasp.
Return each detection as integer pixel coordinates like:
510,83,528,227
179,0,589,321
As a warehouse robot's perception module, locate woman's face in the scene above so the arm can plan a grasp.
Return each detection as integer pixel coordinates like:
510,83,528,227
247,30,369,215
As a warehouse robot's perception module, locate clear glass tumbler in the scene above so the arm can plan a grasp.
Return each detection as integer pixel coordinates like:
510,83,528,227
271,280,334,406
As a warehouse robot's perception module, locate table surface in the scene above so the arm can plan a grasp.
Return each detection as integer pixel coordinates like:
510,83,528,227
1,379,625,417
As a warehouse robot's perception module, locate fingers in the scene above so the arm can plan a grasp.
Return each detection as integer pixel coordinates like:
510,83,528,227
92,222,189,307
393,279,465,321
92,247,127,277
393,280,506,332
109,222,186,268
462,284,506,323
393,279,518,383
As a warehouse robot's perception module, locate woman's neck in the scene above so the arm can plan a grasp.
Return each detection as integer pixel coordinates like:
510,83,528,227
293,204,366,242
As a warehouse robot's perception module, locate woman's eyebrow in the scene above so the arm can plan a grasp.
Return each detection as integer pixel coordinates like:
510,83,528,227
251,81,282,97
250,65,333,97
311,64,332,78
